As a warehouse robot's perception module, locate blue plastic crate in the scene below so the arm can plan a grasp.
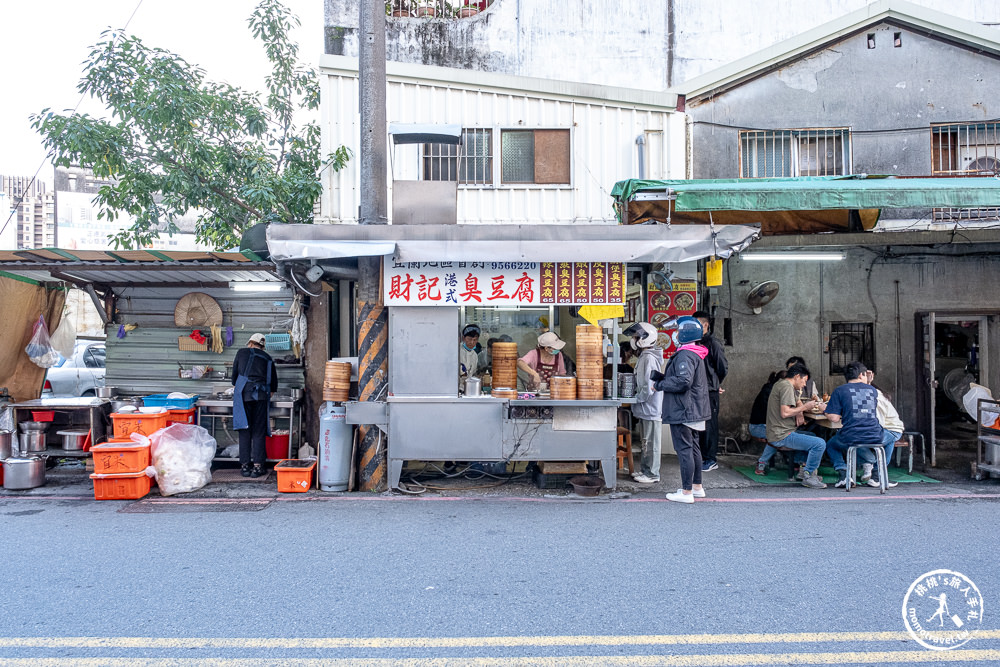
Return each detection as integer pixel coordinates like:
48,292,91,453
142,394,200,410
264,333,291,351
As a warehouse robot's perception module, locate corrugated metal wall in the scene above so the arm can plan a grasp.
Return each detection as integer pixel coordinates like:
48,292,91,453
319,62,685,225
105,286,305,396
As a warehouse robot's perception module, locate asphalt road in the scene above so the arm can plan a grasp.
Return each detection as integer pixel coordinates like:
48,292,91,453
1,491,998,665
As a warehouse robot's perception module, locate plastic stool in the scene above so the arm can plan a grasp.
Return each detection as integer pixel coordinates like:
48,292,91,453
846,444,889,494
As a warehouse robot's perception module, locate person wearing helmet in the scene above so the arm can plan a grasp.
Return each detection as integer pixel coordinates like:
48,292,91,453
459,324,482,380
518,331,567,391
624,322,665,484
693,310,728,473
653,316,711,503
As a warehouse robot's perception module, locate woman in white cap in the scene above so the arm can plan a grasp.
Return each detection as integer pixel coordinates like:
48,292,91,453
517,331,567,391
231,333,278,478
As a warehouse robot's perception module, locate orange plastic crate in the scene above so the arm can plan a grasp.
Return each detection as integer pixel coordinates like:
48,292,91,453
91,441,150,474
167,408,196,425
274,459,316,493
90,471,151,500
111,412,169,438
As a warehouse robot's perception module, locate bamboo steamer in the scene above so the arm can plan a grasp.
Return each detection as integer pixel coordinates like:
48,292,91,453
550,376,577,400
323,361,352,402
575,324,604,380
491,342,519,390
576,377,604,400
492,387,517,399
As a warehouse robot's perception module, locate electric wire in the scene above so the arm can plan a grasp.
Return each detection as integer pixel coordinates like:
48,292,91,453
0,0,146,240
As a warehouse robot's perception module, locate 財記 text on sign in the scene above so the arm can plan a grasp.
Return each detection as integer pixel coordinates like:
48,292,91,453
384,260,626,307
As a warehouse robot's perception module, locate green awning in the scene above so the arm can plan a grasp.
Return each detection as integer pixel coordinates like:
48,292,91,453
611,175,1000,212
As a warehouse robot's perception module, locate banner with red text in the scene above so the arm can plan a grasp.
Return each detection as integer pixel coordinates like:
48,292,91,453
384,260,626,306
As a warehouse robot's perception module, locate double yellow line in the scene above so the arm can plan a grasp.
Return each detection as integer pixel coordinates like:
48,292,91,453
0,630,997,665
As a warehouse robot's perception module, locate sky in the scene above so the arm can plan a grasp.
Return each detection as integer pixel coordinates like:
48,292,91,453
0,0,326,182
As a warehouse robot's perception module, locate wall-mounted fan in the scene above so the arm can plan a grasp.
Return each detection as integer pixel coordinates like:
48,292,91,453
967,156,1000,174
648,264,675,291
746,280,780,314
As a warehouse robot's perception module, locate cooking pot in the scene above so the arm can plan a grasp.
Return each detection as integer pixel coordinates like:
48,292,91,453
18,421,48,433
2,455,46,490
57,430,88,451
110,398,141,412
464,377,482,397
0,430,12,460
288,388,303,400
19,431,47,453
96,386,116,399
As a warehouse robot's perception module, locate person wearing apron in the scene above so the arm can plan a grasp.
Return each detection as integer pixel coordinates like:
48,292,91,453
517,331,567,391
231,333,278,477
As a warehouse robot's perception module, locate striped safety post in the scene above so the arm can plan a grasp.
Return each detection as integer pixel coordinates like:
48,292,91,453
356,257,388,491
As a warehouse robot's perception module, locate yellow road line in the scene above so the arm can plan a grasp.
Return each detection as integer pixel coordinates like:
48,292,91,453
0,650,999,666
0,630,998,649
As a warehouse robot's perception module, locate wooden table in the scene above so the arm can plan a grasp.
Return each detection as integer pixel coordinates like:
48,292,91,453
804,411,841,430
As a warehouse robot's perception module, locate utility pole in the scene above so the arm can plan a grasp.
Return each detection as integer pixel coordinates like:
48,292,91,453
356,0,388,490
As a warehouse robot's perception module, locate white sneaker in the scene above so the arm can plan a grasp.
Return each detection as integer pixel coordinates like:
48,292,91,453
861,463,873,483
665,491,695,504
868,478,899,488
679,487,706,498
633,474,660,484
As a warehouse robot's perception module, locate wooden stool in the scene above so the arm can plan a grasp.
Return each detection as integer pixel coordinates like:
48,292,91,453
752,436,799,478
846,444,889,494
616,426,634,474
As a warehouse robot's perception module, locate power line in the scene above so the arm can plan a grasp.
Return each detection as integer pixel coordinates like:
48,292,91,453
0,0,146,242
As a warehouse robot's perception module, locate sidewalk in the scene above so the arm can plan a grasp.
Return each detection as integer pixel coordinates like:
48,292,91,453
2,453,999,502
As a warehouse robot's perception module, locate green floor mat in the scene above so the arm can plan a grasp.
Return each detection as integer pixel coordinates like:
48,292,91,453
732,464,940,485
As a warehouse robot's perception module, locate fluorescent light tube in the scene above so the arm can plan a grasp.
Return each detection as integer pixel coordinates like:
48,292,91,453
742,252,845,261
229,281,284,291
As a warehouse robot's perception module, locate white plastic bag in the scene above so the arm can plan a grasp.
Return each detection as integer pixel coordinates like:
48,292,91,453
49,314,77,359
962,383,999,426
143,423,217,496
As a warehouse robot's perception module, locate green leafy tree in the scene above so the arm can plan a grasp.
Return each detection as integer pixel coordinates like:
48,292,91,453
32,0,349,250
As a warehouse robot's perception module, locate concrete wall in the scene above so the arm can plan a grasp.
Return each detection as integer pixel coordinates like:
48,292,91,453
686,25,1000,223
325,0,1000,91
715,243,1000,438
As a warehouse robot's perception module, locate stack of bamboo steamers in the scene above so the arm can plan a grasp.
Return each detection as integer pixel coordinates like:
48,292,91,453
574,324,604,399
323,361,352,402
491,342,519,399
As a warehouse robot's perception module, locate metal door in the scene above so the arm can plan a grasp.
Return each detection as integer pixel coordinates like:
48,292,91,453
922,313,936,466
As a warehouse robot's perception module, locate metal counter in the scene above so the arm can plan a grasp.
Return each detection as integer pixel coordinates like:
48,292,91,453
348,397,620,490
10,398,111,456
196,395,302,461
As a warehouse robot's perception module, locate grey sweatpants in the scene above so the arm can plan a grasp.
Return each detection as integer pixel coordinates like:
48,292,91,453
638,418,663,478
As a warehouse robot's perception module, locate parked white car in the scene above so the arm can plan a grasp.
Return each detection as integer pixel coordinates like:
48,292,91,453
42,341,106,397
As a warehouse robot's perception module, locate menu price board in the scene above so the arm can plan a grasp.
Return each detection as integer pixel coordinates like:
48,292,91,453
648,279,697,358
385,260,626,307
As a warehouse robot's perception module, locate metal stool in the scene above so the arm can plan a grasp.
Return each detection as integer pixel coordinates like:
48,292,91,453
845,444,889,494
901,431,926,470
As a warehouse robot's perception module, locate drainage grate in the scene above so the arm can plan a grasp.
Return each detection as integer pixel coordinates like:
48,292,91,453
118,498,275,513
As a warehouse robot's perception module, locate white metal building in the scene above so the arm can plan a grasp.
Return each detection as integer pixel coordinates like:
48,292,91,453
318,54,685,226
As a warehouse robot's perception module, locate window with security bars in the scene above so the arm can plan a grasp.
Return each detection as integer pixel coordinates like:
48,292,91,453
422,128,493,185
931,122,1000,222
501,129,571,185
829,322,875,376
740,129,851,178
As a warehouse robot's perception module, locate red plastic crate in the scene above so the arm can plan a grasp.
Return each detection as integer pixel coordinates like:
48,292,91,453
31,410,55,422
111,412,169,438
90,471,151,500
91,441,150,474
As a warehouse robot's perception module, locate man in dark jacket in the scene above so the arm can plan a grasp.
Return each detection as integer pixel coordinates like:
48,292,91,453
693,310,728,472
655,316,711,504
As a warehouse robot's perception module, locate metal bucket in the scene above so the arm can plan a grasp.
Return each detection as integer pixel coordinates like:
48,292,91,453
0,430,12,460
19,431,47,453
2,456,46,489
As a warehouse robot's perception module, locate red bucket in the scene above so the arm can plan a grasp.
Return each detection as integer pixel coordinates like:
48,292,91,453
265,434,289,460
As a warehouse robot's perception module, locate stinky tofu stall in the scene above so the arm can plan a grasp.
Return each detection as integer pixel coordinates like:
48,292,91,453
268,222,759,490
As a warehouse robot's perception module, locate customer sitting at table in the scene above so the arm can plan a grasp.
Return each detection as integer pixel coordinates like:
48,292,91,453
750,370,785,474
785,356,819,401
824,363,899,488
766,364,827,489
518,331,567,391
